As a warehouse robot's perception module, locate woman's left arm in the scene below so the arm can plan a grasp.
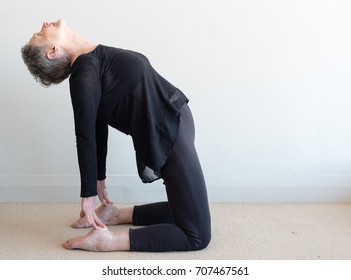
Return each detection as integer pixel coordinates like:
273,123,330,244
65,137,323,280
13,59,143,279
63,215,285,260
96,119,112,205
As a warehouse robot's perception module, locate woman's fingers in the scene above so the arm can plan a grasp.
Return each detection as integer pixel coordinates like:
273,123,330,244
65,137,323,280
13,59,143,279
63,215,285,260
103,191,113,205
98,190,113,205
93,214,106,229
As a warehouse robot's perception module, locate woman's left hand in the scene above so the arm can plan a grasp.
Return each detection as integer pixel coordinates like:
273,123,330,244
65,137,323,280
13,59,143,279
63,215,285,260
97,180,113,205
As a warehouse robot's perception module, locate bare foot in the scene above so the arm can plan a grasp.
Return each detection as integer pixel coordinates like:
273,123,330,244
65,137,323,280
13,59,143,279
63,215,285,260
63,227,122,251
71,204,119,228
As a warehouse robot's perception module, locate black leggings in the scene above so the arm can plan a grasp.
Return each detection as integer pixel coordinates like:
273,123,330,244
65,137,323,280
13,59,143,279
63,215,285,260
129,104,211,251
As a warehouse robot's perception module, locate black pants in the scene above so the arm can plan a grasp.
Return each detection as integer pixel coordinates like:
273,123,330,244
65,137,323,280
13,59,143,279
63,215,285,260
129,104,211,251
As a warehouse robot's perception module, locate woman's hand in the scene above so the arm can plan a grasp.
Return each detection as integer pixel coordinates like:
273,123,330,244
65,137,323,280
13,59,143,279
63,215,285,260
97,180,113,205
81,196,105,230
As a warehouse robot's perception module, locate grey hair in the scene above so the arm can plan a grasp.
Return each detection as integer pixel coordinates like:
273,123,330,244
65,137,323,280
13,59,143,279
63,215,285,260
21,43,71,87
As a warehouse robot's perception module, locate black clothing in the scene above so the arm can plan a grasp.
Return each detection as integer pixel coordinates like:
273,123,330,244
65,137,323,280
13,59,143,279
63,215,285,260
69,45,188,197
69,45,211,251
130,104,211,251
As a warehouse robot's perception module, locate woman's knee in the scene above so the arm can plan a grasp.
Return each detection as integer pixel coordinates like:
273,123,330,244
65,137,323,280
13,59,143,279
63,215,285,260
190,223,211,250
198,230,211,250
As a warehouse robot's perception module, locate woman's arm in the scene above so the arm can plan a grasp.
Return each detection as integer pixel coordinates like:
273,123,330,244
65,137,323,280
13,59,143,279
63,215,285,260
70,58,105,227
96,118,108,181
96,119,113,205
70,59,101,197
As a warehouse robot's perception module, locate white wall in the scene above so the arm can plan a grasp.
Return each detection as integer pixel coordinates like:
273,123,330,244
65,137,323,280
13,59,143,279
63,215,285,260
1,0,351,203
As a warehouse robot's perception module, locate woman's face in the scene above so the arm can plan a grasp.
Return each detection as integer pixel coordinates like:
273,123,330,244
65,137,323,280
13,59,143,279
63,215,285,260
29,19,67,47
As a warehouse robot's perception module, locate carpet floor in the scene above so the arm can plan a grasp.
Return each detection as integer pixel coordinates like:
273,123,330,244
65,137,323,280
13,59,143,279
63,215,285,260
1,203,351,260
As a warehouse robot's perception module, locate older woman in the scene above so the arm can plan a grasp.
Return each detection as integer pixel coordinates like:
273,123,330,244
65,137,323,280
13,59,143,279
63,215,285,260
21,19,211,252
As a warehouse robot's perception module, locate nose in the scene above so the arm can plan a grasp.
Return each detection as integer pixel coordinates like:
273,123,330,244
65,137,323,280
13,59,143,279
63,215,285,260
40,22,46,31
42,21,52,29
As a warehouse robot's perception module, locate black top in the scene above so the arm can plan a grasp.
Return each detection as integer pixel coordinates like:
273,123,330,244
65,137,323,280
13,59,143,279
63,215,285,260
69,45,189,197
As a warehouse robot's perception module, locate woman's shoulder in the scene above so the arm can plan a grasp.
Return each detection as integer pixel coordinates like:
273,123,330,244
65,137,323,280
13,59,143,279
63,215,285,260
71,48,100,76
70,54,100,83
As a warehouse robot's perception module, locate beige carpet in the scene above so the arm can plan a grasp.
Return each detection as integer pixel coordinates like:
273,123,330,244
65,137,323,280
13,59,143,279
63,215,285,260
0,203,351,260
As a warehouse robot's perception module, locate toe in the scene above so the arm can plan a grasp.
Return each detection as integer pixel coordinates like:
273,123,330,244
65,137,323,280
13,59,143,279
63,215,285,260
63,240,72,250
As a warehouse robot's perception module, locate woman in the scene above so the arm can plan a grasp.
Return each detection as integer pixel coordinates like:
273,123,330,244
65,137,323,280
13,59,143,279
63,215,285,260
21,19,211,252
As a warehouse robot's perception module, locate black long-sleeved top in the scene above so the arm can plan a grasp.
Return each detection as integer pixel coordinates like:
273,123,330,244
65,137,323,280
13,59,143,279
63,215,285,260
69,45,188,197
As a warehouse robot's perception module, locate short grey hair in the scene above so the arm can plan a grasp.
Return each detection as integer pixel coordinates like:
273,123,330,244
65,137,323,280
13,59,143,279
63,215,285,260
21,43,71,87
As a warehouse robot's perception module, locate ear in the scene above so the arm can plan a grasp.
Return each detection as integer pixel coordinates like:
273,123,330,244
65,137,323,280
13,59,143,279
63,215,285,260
47,46,59,60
